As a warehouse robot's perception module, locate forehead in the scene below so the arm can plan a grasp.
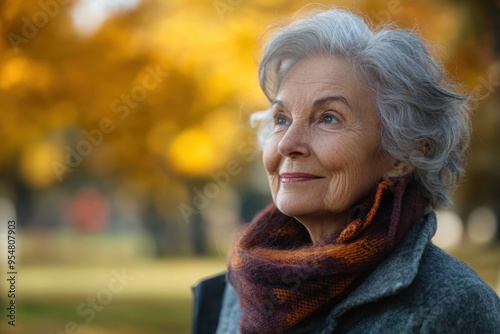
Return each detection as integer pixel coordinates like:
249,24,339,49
276,55,374,111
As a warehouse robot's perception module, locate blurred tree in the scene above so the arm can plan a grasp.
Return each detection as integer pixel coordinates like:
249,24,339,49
446,0,500,237
1,0,499,252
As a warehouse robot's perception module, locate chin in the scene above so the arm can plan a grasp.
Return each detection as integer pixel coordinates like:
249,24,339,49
275,199,316,218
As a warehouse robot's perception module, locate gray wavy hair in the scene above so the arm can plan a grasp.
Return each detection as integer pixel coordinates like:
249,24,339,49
251,8,471,209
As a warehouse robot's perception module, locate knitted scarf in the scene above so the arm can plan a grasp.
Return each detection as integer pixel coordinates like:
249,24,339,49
227,176,427,334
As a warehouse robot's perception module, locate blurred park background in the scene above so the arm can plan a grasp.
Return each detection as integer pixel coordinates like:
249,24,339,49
0,0,499,333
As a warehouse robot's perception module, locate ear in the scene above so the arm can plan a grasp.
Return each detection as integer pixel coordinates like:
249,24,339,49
383,160,414,179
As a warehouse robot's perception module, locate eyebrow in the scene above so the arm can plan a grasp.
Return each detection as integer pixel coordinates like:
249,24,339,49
313,96,351,109
271,95,351,109
271,99,285,108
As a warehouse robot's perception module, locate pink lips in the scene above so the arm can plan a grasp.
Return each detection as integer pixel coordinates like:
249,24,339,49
280,173,322,183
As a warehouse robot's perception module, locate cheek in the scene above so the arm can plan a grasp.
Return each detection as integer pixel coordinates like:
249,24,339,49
314,137,352,171
263,137,281,201
316,135,381,182
262,136,280,174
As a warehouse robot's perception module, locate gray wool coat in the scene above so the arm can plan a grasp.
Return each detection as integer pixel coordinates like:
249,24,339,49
192,213,500,333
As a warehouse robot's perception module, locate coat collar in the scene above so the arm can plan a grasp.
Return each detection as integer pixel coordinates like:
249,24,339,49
329,212,437,320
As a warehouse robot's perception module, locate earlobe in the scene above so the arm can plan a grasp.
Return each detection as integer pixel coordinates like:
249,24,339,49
383,160,414,179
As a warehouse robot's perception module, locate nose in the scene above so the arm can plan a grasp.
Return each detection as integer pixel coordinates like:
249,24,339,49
277,122,311,158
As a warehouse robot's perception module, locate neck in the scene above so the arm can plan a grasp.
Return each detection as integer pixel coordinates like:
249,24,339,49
295,212,349,244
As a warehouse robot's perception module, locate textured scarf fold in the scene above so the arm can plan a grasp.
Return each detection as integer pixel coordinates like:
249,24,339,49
227,176,427,334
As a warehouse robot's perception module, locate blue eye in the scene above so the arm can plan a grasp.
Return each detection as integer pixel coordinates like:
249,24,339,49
274,114,289,126
322,114,337,124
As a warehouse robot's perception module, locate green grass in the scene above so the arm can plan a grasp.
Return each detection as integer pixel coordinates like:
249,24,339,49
0,256,227,334
7,297,190,334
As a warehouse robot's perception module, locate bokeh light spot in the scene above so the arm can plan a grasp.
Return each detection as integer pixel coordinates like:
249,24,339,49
20,142,62,188
467,207,498,246
0,57,29,89
434,210,463,250
168,127,219,176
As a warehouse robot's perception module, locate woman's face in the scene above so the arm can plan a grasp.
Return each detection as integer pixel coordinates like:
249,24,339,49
263,55,397,227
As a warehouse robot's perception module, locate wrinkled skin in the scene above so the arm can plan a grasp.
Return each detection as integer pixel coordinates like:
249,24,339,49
263,55,409,243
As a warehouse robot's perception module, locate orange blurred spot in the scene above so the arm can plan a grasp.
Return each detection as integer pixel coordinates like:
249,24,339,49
20,141,62,188
0,57,29,89
168,126,220,176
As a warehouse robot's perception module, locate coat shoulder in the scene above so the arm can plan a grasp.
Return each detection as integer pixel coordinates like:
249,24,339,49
337,243,500,333
415,244,500,333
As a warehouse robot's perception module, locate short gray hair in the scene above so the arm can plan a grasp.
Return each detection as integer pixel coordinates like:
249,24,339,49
252,8,471,209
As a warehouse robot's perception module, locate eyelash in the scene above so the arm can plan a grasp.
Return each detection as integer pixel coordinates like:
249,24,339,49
272,111,340,127
320,112,338,124
273,112,289,126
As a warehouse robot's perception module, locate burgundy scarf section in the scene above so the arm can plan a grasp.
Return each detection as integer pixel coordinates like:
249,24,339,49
227,176,427,334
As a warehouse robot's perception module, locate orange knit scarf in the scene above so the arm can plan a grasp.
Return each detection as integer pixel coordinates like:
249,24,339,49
227,176,427,334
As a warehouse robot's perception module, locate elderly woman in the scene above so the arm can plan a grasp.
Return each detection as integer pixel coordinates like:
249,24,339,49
192,8,500,334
